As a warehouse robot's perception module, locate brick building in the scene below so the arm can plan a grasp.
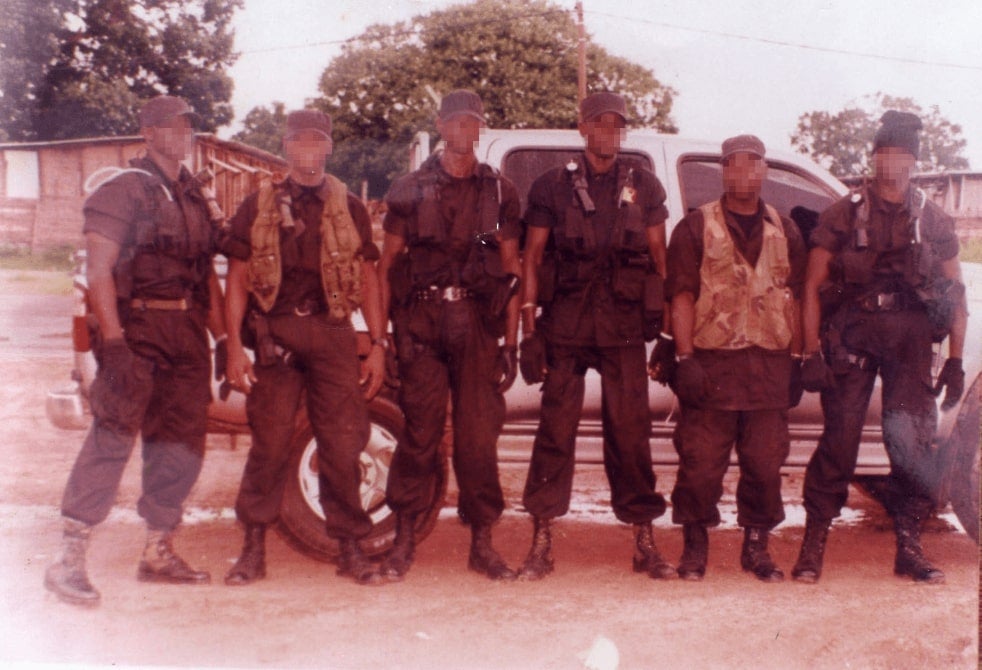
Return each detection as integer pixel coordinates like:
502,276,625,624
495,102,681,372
0,134,287,251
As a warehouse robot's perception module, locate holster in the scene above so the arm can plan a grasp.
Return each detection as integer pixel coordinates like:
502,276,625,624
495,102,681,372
246,311,280,366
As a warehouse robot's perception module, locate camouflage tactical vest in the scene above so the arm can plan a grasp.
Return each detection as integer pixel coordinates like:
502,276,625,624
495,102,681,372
693,200,793,351
247,174,362,319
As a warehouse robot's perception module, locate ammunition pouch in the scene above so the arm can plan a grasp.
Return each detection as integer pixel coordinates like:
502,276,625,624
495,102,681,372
642,272,665,341
919,277,964,342
903,241,934,290
388,252,413,312
839,248,873,286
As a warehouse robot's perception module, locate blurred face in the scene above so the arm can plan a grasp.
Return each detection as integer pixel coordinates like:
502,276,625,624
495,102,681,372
143,115,194,162
579,112,626,160
873,146,915,191
437,114,484,155
722,152,767,200
283,129,333,174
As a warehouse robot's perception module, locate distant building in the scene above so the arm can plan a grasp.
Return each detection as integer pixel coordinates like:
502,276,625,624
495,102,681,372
0,134,287,251
842,172,982,239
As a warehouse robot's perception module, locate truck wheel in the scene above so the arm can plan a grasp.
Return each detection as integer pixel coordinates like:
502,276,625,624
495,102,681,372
947,374,980,543
277,396,448,562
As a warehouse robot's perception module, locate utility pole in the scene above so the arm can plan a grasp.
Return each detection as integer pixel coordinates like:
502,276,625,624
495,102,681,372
576,1,586,107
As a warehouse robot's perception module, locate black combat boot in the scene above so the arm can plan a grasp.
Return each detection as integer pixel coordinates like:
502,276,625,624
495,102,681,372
44,518,100,607
468,524,517,581
893,514,945,584
676,524,708,581
224,524,267,586
518,517,554,581
380,512,416,582
137,529,211,584
337,538,383,586
791,518,830,584
632,523,677,579
740,527,784,582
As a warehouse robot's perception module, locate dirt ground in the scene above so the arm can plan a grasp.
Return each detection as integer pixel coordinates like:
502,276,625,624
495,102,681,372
0,277,978,669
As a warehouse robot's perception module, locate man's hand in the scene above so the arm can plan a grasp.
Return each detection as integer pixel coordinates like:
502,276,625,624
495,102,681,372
497,344,518,393
227,342,256,395
360,344,386,400
800,352,834,392
98,337,136,393
519,332,547,385
674,356,707,406
934,357,965,411
647,334,676,384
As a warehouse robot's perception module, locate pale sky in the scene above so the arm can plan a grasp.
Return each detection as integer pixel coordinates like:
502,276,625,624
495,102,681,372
225,0,982,169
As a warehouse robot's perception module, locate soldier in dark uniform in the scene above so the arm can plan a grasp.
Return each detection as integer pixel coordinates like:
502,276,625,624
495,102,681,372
794,111,967,584
517,92,675,581
222,110,387,586
377,90,523,582
665,135,807,582
45,96,227,606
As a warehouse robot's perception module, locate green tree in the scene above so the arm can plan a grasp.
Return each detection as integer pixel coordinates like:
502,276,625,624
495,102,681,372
231,101,288,156
791,93,969,179
313,0,677,197
0,0,242,141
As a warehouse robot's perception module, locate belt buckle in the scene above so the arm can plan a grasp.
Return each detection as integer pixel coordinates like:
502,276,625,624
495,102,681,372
441,286,457,301
877,293,895,310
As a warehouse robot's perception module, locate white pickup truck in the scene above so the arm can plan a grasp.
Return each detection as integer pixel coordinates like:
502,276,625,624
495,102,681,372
47,129,981,561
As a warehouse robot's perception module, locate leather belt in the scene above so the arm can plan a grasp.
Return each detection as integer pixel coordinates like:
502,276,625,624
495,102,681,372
856,292,919,312
131,298,189,311
415,286,473,303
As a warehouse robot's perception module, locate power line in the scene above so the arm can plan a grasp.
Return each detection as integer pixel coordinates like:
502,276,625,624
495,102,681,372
239,8,570,55
586,10,982,72
240,4,982,72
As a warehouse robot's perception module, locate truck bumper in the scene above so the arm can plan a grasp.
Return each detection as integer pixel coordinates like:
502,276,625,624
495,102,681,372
46,381,89,431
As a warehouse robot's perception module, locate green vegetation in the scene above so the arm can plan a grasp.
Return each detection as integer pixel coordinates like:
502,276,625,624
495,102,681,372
959,238,982,264
0,245,76,272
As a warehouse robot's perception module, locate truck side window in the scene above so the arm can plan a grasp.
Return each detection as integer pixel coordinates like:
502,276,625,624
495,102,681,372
502,149,655,213
678,158,837,218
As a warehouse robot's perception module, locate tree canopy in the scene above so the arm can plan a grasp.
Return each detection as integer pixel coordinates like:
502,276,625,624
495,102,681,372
231,101,288,156
0,0,242,142
790,93,969,179
305,0,677,197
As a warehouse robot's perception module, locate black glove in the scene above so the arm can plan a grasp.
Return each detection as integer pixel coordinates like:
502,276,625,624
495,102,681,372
933,357,964,411
800,352,835,392
98,337,136,393
519,332,547,385
674,356,707,406
214,336,228,381
789,358,804,408
647,334,676,385
497,345,518,393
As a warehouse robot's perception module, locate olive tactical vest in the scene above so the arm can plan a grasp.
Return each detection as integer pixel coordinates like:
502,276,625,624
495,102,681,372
248,174,362,319
692,200,793,350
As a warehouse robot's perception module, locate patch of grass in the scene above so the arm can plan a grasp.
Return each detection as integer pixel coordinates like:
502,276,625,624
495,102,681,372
0,244,76,272
959,238,982,264
0,271,73,295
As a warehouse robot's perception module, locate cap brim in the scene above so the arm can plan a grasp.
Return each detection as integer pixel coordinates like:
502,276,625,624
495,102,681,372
284,129,331,140
582,109,628,123
441,110,487,123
